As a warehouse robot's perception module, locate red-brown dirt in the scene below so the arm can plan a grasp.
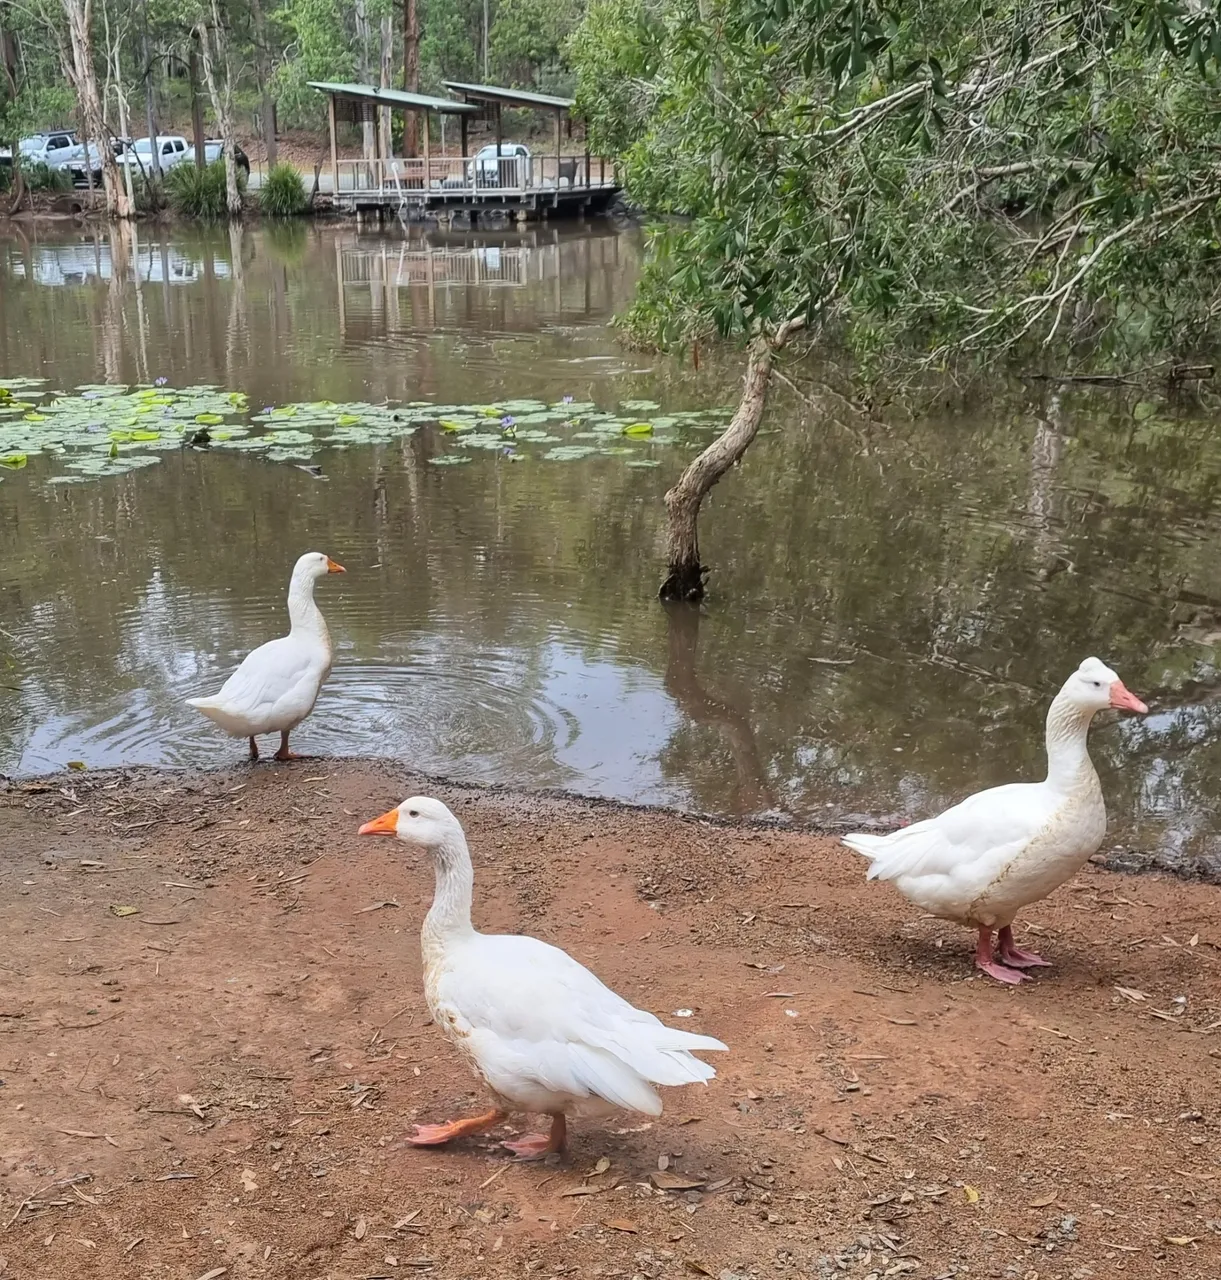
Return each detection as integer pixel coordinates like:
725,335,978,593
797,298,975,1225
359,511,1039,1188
1,762,1218,1280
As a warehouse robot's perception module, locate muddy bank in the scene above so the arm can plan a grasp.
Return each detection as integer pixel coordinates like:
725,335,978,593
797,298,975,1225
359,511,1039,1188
0,762,1218,1279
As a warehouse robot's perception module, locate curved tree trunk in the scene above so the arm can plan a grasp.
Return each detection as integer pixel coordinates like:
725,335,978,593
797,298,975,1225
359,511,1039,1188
658,338,775,602
6,152,27,215
196,8,242,218
63,0,132,218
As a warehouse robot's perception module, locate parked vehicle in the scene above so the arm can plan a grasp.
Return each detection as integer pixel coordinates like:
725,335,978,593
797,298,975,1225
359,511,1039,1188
1,131,81,170
474,142,530,188
187,140,250,176
57,142,111,188
117,135,191,176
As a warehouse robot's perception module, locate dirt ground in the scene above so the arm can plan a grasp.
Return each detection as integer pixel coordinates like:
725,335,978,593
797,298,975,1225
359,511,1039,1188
0,763,1218,1280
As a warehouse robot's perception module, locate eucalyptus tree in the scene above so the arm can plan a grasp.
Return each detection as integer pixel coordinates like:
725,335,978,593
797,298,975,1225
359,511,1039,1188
573,0,1221,599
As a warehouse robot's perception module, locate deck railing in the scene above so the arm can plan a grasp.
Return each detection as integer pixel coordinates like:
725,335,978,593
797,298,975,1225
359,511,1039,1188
333,154,616,198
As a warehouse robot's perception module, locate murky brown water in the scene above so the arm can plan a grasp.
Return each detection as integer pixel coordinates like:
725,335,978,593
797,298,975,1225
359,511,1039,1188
2,221,1220,876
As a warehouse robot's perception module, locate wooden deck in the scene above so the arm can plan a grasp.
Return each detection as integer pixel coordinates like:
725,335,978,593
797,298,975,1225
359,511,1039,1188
329,154,620,222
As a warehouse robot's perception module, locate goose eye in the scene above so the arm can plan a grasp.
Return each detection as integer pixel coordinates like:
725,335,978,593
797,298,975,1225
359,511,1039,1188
409,809,419,817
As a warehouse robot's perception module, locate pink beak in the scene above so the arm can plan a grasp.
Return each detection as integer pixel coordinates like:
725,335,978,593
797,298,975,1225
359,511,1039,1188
1109,680,1148,715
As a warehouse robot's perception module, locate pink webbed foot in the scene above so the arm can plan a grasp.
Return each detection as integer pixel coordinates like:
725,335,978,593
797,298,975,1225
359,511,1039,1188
974,926,1033,985
997,926,1052,969
501,1133,554,1159
403,1108,505,1147
502,1113,567,1160
976,959,1032,985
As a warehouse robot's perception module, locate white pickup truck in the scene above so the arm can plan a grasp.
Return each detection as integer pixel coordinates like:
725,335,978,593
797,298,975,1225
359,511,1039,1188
118,135,191,174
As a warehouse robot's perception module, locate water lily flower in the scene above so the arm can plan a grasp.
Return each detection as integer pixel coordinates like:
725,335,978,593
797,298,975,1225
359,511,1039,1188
82,391,97,400
263,406,274,414
501,415,516,428
154,376,168,387
562,395,574,405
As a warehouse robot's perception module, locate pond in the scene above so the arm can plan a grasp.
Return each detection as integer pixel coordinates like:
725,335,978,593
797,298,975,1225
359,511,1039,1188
1,220,1219,877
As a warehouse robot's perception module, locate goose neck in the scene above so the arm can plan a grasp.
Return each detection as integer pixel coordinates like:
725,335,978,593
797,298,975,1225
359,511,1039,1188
1043,694,1097,788
287,571,327,637
422,832,476,946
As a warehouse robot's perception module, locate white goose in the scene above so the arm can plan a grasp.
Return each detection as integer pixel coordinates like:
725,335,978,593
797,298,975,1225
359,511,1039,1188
843,657,1147,985
186,551,345,762
358,796,727,1157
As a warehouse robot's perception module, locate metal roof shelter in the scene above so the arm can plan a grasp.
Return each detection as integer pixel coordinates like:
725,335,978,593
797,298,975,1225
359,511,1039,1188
442,82,575,112
443,82,584,196
309,81,479,193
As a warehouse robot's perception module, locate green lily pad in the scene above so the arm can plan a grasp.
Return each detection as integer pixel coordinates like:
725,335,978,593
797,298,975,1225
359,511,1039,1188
429,454,472,466
0,452,28,469
622,422,654,437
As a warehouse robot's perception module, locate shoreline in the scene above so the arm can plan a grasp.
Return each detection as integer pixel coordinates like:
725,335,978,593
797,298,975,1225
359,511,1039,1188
0,759,1218,1277
5,758,1218,885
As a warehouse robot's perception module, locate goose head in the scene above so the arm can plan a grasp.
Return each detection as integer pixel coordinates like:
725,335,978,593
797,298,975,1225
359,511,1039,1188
292,550,346,583
358,795,461,847
1063,657,1147,715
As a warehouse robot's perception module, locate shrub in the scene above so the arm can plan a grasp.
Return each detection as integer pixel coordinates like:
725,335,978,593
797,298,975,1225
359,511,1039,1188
259,161,308,217
164,159,245,220
24,161,72,193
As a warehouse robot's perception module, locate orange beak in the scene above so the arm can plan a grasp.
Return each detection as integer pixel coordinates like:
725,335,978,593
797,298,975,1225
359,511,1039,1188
326,557,346,574
358,808,399,836
1109,680,1148,715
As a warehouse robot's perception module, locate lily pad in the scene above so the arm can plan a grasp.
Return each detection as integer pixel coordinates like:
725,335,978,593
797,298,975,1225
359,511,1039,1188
429,454,472,466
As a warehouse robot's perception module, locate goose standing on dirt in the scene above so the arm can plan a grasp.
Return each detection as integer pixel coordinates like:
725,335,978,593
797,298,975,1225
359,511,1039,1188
842,657,1147,985
186,551,345,762
358,796,727,1157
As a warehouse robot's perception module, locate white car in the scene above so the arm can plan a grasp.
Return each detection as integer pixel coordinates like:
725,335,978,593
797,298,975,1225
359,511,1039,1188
22,131,82,165
118,135,190,174
474,143,531,187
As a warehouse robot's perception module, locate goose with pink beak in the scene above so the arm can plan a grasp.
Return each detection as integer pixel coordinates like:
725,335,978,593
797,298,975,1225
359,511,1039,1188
843,657,1148,985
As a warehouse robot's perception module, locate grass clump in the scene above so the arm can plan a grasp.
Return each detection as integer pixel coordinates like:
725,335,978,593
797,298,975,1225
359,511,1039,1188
259,161,308,217
165,160,244,220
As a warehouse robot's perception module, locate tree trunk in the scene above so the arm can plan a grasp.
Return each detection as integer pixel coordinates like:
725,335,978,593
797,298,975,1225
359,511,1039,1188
658,339,774,602
250,0,277,165
196,9,242,218
1,22,26,214
141,22,162,181
403,0,419,156
62,0,132,218
378,15,393,158
355,0,375,163
189,41,206,171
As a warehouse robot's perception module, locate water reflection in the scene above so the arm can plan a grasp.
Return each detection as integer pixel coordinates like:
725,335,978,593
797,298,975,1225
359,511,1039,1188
1,223,1221,876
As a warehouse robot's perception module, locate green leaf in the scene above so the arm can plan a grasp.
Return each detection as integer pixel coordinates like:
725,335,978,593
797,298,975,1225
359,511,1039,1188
622,422,654,437
0,453,28,469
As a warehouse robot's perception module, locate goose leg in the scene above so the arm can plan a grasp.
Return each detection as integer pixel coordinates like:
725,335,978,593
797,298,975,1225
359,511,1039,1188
248,737,259,761
274,730,303,762
502,1113,567,1159
974,926,1030,985
406,1107,505,1146
997,925,1052,969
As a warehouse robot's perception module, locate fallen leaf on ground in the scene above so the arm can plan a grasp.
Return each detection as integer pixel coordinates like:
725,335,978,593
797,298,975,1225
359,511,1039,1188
240,1169,258,1193
109,905,139,917
1028,1192,1057,1207
593,1156,611,1174
354,1217,367,1239
1165,1236,1197,1246
964,1185,980,1204
604,1219,637,1233
651,1172,706,1191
